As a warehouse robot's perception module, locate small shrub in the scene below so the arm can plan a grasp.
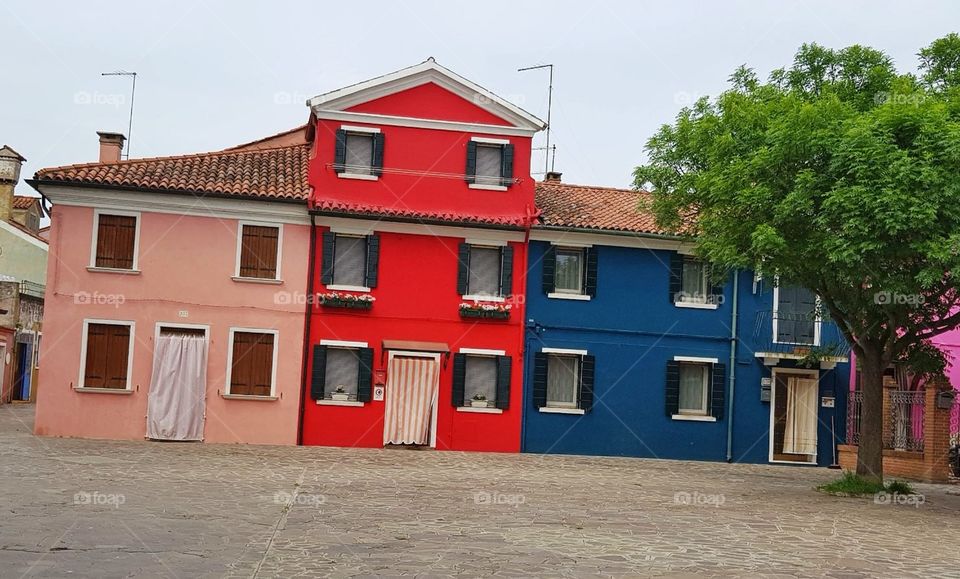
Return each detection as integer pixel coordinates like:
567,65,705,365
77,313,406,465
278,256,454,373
885,480,915,495
817,471,886,495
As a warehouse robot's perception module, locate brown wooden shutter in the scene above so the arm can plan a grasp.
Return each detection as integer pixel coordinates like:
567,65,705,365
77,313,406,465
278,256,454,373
95,214,137,269
238,225,279,279
84,323,130,389
230,332,275,396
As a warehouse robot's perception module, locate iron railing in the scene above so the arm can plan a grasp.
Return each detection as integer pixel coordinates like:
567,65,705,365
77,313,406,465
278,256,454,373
18,280,44,300
847,390,863,445
885,390,925,452
752,310,850,358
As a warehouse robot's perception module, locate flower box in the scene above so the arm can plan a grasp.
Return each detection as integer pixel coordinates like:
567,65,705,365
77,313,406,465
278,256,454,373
318,292,374,310
459,302,511,320
331,393,350,401
470,399,490,408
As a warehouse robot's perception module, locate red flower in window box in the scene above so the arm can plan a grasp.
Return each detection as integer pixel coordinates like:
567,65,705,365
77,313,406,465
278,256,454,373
459,301,510,319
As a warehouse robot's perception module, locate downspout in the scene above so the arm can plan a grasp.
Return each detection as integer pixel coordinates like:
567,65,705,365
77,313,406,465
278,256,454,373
518,204,537,453
296,213,317,446
725,269,739,462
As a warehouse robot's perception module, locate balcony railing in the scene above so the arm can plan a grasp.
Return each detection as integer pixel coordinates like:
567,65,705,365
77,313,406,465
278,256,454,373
886,390,925,452
751,310,850,359
18,281,45,300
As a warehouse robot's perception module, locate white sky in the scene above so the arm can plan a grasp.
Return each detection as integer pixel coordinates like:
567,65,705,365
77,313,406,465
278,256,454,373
2,0,957,196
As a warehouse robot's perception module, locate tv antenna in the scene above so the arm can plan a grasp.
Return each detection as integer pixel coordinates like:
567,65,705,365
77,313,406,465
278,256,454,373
101,70,137,159
518,63,555,174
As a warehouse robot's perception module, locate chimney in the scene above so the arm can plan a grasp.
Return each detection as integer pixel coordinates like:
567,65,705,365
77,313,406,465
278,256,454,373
0,145,26,223
544,171,562,182
97,131,126,163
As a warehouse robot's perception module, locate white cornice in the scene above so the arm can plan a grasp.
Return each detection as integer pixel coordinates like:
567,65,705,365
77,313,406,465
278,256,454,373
37,185,310,226
313,215,525,243
308,60,545,131
530,228,691,252
313,110,537,138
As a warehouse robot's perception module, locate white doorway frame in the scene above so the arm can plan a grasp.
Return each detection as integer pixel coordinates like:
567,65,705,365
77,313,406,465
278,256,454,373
385,350,442,449
768,367,820,465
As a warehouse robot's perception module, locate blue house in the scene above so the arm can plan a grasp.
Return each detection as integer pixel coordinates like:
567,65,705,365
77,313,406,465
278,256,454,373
522,177,851,466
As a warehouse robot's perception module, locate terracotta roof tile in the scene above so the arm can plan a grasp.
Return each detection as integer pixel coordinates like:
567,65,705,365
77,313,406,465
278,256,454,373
12,195,40,209
33,144,310,202
535,180,675,235
313,199,527,227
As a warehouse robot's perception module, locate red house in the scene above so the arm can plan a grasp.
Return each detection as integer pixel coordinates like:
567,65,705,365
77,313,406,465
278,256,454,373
300,60,544,452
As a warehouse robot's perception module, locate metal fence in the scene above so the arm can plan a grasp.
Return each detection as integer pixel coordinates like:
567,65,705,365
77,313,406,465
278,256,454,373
885,390,925,452
847,390,863,445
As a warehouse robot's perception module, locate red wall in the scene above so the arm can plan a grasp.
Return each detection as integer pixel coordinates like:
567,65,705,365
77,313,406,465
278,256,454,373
347,82,513,126
301,230,527,452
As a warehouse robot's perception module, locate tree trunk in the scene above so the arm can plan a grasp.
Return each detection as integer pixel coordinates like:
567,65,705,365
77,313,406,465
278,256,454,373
856,352,885,483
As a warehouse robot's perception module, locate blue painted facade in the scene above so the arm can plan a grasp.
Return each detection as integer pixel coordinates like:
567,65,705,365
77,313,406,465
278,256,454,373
522,238,851,466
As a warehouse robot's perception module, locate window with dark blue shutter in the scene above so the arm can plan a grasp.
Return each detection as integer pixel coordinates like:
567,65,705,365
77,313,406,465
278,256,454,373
542,245,556,294
364,235,380,288
495,355,511,409
372,133,385,177
584,247,598,297
499,245,514,297
776,286,817,345
321,232,336,286
669,253,683,303
665,360,680,416
465,141,477,184
452,354,467,407
333,130,347,174
310,345,327,400
578,355,595,412
710,363,726,420
357,348,374,402
532,352,549,408
456,243,470,295
466,139,514,188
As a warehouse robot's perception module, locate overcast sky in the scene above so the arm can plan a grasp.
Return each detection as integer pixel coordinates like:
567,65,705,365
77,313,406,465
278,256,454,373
3,1,958,198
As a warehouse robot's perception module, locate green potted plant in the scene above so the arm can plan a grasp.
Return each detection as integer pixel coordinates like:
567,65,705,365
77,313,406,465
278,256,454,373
470,393,489,408
331,385,349,401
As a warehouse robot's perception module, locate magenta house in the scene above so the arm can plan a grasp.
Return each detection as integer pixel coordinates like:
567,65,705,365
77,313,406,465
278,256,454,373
30,130,311,444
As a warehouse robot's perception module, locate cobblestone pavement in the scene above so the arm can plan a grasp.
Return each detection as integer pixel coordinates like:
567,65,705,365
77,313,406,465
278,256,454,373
2,404,960,578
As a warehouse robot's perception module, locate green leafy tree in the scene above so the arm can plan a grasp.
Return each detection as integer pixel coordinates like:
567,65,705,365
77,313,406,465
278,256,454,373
635,37,960,482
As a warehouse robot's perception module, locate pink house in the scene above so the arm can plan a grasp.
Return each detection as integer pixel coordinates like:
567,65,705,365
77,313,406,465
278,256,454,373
30,130,311,444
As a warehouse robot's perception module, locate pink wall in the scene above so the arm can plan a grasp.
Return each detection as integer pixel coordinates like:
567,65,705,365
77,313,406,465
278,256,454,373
35,204,309,445
849,328,960,391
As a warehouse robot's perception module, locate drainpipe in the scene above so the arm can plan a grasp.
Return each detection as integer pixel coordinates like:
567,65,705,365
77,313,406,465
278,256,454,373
296,213,317,446
725,269,739,462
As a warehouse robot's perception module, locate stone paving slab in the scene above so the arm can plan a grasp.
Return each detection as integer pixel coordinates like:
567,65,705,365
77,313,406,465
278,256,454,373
1,403,959,577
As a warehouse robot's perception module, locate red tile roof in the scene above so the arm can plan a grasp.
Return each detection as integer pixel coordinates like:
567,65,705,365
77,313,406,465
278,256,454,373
12,195,40,209
33,144,310,202
312,199,528,227
535,180,676,236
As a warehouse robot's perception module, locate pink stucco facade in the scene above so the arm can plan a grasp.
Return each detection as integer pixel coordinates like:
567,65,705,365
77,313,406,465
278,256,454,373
34,203,308,445
849,329,960,392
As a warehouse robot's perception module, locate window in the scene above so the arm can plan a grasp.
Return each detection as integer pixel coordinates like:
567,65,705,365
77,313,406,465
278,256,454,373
775,285,819,345
555,248,585,294
237,223,280,280
228,330,276,397
81,321,133,389
670,253,718,307
452,351,511,410
334,128,383,178
321,232,380,290
324,348,360,400
533,348,595,413
546,354,580,408
466,139,514,189
458,243,513,298
310,342,374,403
678,362,709,415
92,212,138,270
666,357,725,421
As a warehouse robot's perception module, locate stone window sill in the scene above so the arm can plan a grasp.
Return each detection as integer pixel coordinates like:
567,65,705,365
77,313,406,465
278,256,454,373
456,406,503,414
74,387,133,394
232,276,283,285
316,399,364,407
221,393,278,401
87,267,141,275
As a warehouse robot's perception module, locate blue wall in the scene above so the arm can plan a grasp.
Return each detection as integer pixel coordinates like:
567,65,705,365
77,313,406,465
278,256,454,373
522,240,850,466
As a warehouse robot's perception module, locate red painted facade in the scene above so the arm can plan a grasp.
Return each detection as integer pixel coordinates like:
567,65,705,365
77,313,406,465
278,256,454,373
301,64,542,452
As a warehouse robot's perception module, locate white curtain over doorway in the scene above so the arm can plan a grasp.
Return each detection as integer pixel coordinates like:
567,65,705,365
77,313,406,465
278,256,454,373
383,356,440,445
783,377,818,455
147,332,207,441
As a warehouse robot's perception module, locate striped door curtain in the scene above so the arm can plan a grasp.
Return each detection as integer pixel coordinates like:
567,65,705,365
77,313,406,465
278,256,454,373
383,356,441,446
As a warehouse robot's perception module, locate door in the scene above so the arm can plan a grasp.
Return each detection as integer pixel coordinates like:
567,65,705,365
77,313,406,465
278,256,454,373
771,373,819,463
383,354,440,447
13,343,32,401
146,328,208,441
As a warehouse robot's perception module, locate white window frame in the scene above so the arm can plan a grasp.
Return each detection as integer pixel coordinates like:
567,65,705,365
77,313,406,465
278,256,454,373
89,209,141,272
468,137,510,191
234,221,283,282
225,327,279,398
541,347,587,413
772,285,822,346
338,125,381,181
675,256,717,310
327,232,371,292
671,355,719,422
457,347,506,413
462,243,506,302
315,339,369,407
77,318,136,392
552,245,587,296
